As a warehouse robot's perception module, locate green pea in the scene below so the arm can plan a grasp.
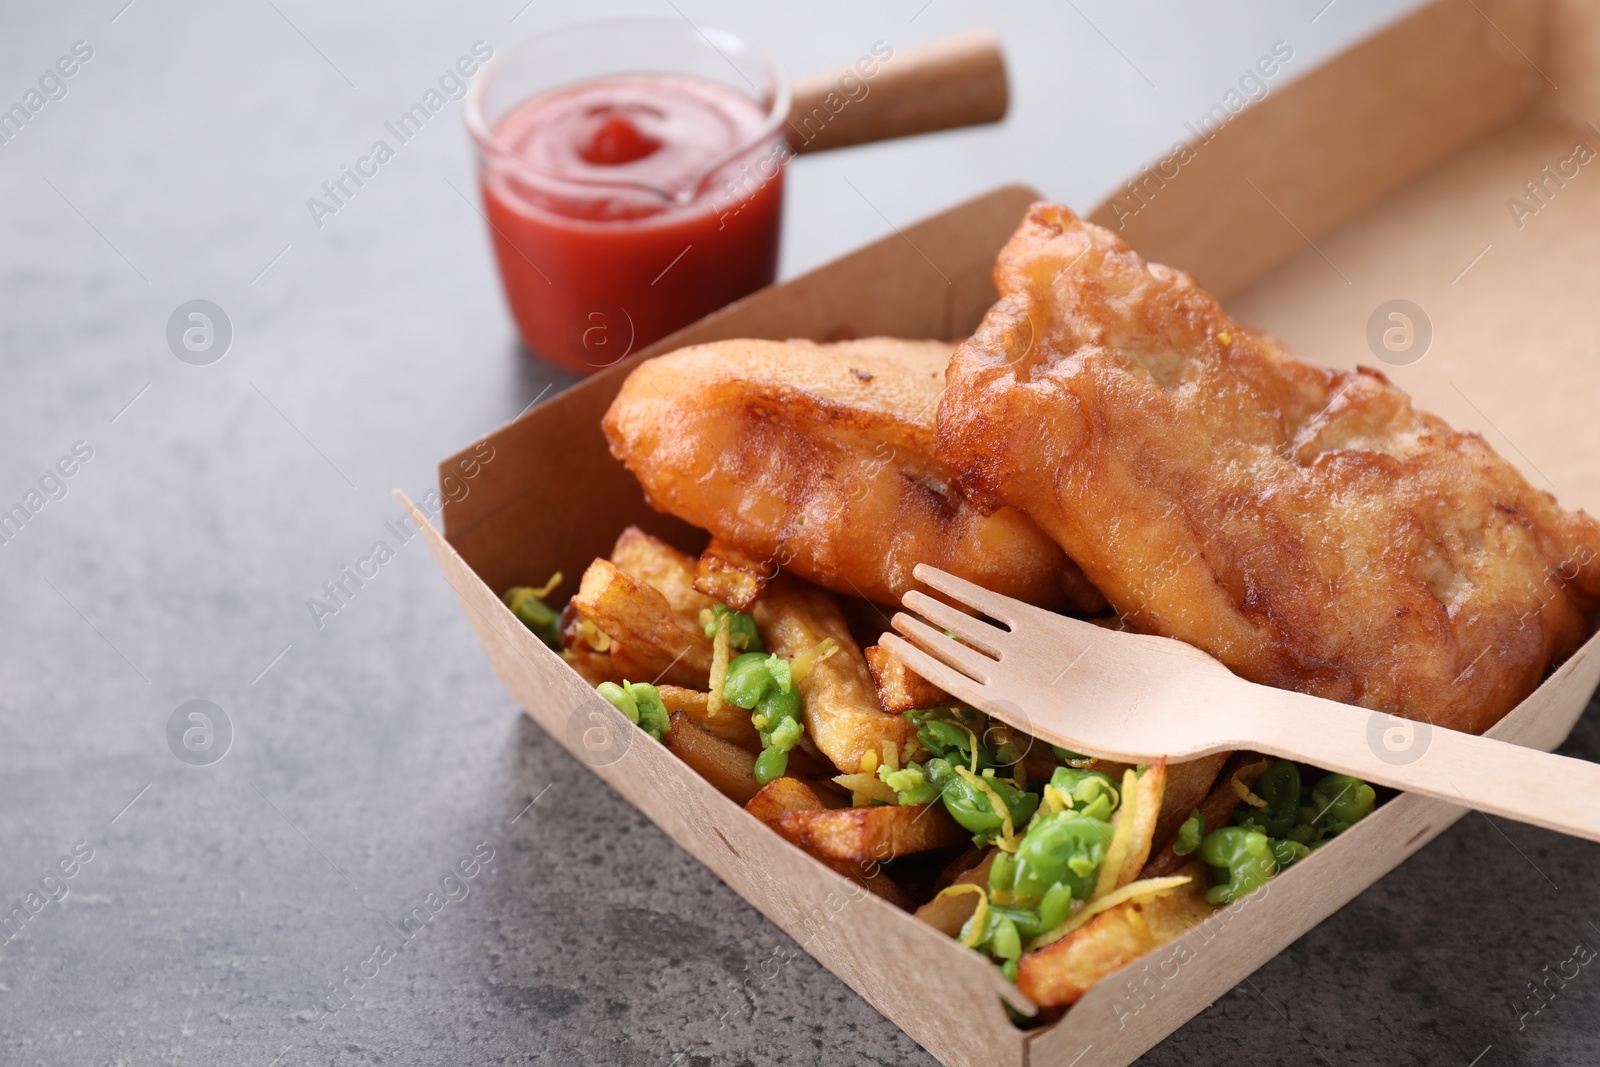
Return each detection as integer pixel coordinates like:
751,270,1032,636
961,906,1023,966
596,681,637,725
1049,768,1118,810
767,716,802,753
764,654,792,693
989,849,1015,890
704,604,763,653
1033,882,1075,936
721,652,775,709
1270,837,1310,869
937,765,1038,845
630,683,670,740
995,810,1116,903
1075,793,1114,823
754,746,789,785
755,686,802,745
1199,827,1277,904
905,708,992,768
918,719,978,764
597,681,669,740
1236,760,1301,838
1000,883,1076,940
988,914,1022,962
1173,810,1206,856
503,587,561,649
1310,773,1376,833
878,763,940,807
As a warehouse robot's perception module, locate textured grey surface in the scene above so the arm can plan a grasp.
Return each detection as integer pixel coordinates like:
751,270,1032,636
2,1,1598,1065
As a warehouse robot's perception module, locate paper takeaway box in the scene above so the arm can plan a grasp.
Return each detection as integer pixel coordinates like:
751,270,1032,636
405,2,1600,1063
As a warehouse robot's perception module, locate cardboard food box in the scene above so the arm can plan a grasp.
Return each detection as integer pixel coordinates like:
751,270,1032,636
405,2,1600,1062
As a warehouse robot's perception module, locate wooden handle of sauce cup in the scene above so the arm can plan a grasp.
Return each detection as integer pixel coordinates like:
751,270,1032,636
786,29,1008,155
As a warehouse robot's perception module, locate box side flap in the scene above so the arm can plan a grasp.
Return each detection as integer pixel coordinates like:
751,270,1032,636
438,184,1040,597
1087,0,1546,297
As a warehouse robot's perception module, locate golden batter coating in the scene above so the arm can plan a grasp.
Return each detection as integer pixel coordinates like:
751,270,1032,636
603,336,1102,611
937,202,1600,734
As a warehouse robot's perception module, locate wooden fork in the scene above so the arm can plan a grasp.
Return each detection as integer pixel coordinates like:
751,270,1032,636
881,564,1600,843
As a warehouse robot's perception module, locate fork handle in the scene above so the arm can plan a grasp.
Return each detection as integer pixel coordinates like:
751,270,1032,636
1246,688,1600,842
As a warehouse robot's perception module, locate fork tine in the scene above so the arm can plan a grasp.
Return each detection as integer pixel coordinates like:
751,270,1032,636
878,633,994,711
890,612,997,685
911,564,1022,627
902,590,1008,657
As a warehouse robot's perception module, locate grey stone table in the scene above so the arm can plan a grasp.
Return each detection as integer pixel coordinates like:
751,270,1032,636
3,1,1596,1064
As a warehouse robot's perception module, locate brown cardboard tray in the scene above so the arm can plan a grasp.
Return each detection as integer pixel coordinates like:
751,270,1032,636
405,2,1600,1062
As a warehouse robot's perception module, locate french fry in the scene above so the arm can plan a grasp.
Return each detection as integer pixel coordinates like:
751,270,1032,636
915,850,998,937
664,711,760,805
865,644,951,714
609,526,716,624
658,685,762,752
572,559,713,689
775,802,968,864
1143,754,1268,878
751,575,911,773
1106,759,1167,892
1016,862,1217,1007
693,537,772,611
745,776,828,822
746,779,912,908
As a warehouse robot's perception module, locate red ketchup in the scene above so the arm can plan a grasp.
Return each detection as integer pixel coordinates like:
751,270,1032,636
480,74,785,373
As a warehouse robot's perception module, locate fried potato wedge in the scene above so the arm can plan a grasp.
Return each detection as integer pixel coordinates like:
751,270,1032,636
1098,761,1167,896
1152,752,1231,854
750,575,912,773
664,711,760,805
1143,754,1267,878
775,803,968,864
745,776,829,821
693,537,772,612
609,526,715,624
658,685,761,752
746,779,912,908
1016,862,1217,1007
572,559,712,689
915,850,998,937
865,644,951,714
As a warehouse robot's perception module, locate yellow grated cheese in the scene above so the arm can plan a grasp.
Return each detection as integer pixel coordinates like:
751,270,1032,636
1026,875,1193,951
1232,758,1272,809
1091,769,1140,901
789,637,838,683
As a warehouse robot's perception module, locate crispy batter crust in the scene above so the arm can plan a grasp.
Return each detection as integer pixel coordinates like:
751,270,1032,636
603,336,1103,611
937,202,1600,733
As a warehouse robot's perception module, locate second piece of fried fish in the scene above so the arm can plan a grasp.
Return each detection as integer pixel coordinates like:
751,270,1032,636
604,336,1102,611
937,201,1600,734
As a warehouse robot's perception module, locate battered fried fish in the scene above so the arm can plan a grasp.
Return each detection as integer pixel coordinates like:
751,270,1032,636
604,337,1102,611
937,202,1600,734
